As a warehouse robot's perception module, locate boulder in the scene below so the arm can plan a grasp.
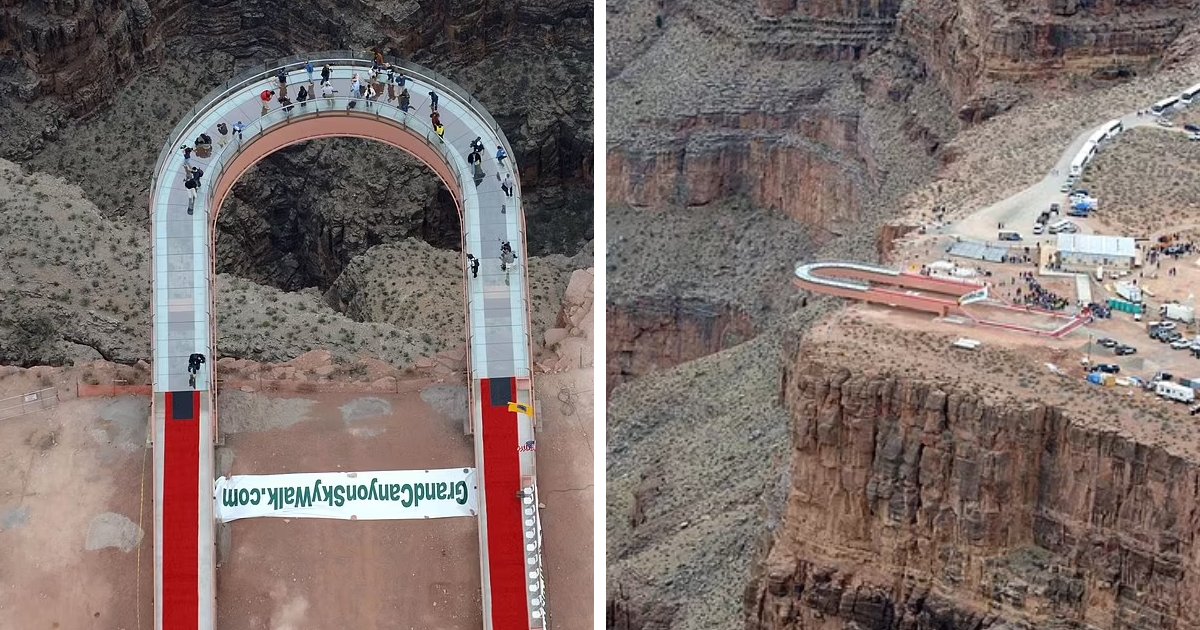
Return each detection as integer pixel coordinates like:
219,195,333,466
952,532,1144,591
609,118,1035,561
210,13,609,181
289,349,334,371
544,327,569,347
313,365,337,377
371,377,397,391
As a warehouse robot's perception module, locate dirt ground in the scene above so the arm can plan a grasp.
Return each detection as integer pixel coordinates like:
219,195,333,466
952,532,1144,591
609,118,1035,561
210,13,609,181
0,368,153,630
214,385,483,630
0,351,593,629
532,367,595,630
213,371,595,629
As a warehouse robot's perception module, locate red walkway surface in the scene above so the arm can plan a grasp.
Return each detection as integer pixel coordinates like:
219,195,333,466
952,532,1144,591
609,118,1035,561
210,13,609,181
479,379,530,629
163,391,200,629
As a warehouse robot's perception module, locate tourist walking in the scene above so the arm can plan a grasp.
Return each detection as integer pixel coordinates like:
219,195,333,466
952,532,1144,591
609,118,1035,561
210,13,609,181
496,145,508,167
297,85,308,108
502,172,514,197
305,60,314,83
276,68,287,89
232,121,245,142
399,88,410,112
322,82,337,108
466,254,479,279
468,150,483,179
499,241,516,272
321,64,332,84
216,122,229,147
183,167,203,215
428,90,439,112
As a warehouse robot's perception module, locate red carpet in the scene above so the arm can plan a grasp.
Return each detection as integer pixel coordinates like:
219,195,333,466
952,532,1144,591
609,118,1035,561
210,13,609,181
163,391,200,629
480,379,530,628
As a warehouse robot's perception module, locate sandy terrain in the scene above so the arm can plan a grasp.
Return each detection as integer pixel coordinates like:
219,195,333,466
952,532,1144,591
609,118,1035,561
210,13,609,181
1085,127,1200,235
0,367,152,630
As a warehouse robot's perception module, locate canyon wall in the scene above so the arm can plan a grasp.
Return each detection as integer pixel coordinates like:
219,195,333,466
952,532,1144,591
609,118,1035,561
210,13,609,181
748,361,1200,629
606,133,865,235
0,0,169,109
898,0,1189,116
606,0,1193,220
606,297,756,394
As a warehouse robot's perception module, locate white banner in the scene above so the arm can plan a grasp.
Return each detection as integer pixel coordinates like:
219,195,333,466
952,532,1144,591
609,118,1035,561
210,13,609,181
958,286,989,305
214,468,478,522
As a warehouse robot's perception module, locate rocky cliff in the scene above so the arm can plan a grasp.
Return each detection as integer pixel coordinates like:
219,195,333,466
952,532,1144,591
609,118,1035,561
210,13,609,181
606,296,756,395
748,358,1200,630
606,0,1195,231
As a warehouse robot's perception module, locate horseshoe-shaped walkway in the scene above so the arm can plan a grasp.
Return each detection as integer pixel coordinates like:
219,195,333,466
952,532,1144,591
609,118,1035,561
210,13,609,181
149,51,545,630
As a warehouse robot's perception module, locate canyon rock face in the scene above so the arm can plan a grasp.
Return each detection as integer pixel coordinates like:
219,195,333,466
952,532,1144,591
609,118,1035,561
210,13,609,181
606,0,1192,229
607,126,866,237
748,360,1200,629
897,0,1190,115
606,296,756,394
0,0,167,107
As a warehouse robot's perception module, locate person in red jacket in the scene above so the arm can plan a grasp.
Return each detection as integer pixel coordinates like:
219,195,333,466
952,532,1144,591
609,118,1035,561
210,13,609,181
259,89,275,116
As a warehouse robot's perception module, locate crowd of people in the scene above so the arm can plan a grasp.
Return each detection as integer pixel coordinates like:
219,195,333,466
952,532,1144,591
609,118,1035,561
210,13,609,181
1015,271,1069,311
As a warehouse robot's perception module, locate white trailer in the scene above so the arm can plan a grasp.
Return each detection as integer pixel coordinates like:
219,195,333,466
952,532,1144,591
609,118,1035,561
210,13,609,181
1103,119,1123,138
1161,303,1196,323
1114,281,1142,303
1156,381,1196,403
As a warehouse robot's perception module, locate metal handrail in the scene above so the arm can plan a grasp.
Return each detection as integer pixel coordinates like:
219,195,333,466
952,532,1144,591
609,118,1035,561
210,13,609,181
198,98,466,207
152,52,518,196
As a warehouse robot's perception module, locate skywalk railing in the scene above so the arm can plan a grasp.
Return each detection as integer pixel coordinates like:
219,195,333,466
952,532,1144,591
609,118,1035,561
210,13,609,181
151,52,520,197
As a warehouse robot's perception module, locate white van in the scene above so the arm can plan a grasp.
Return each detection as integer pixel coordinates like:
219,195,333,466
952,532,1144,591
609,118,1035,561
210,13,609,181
1048,220,1077,234
1156,381,1197,403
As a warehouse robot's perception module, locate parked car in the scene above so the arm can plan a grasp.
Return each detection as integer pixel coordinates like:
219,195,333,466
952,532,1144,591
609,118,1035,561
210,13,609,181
1171,339,1193,350
1097,337,1119,348
1095,364,1121,374
1032,223,1045,235
1158,118,1175,127
1115,345,1137,356
1158,321,1178,331
1060,183,1072,193
1165,331,1183,343
1049,203,1060,214
1185,123,1200,133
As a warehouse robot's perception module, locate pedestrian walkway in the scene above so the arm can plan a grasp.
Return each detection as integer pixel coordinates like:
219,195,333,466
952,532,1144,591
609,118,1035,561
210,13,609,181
149,52,546,630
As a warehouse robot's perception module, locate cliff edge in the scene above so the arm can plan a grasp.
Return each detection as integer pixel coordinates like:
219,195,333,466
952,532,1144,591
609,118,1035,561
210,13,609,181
748,322,1200,629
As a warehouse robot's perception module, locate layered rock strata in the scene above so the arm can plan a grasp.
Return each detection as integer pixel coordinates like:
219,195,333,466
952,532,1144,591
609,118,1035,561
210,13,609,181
749,359,1200,629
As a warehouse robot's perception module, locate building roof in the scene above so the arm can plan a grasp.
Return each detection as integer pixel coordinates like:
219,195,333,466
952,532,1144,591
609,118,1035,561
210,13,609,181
948,241,1008,263
1056,234,1136,259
